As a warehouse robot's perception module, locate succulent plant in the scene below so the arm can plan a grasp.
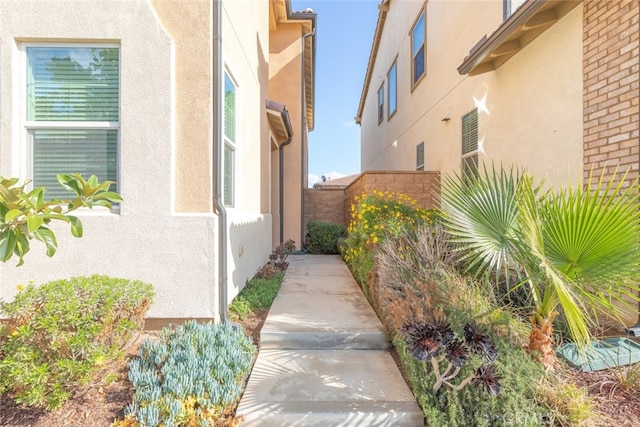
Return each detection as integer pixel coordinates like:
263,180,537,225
403,319,500,395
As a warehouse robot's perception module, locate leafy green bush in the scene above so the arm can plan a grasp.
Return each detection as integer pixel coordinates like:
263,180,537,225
0,275,154,409
305,221,346,254
123,320,255,426
0,174,121,265
230,273,284,321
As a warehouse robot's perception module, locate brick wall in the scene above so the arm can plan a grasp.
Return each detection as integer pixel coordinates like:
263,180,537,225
304,188,346,227
583,0,640,184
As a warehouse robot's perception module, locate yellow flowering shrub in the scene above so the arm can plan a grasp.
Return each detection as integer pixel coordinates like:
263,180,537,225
340,190,439,294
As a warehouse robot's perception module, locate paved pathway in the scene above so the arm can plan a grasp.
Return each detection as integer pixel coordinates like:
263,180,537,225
236,255,423,426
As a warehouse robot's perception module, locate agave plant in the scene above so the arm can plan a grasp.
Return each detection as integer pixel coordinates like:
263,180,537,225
440,164,640,369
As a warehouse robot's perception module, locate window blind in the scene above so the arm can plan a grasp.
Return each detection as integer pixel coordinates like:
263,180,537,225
27,47,119,122
33,129,118,199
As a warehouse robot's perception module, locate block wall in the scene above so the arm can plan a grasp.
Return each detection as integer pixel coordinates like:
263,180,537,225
343,171,441,226
303,188,347,228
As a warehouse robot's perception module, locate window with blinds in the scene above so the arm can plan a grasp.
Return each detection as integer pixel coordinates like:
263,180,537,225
26,46,119,200
223,72,237,207
461,108,478,180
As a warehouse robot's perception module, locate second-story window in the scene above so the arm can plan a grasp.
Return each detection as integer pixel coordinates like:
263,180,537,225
377,83,384,124
411,8,426,87
388,61,397,118
503,0,527,21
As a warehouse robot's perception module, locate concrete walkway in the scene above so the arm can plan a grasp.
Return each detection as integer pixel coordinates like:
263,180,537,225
236,255,423,426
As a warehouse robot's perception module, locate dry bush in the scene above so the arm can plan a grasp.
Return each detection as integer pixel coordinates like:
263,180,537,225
373,223,459,331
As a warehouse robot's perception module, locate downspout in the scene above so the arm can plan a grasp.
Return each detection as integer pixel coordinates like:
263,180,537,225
213,0,229,323
300,29,315,245
279,111,294,244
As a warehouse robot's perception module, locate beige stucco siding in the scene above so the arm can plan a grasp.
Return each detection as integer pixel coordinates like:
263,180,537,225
360,0,583,186
151,0,213,213
222,0,273,296
270,23,304,246
0,0,273,319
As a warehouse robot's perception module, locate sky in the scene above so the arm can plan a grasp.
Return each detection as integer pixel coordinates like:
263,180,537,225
291,0,379,187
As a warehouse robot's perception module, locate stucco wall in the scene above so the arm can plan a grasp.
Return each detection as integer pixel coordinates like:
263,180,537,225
270,23,305,247
360,0,583,186
0,0,273,320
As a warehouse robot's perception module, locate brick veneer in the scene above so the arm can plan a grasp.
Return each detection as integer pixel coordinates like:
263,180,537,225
583,0,640,184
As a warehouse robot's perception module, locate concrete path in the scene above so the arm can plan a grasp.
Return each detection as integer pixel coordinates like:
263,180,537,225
236,255,423,426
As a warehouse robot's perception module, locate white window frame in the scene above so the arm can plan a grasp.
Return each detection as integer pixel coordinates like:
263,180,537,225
22,43,121,200
410,7,426,90
223,68,238,207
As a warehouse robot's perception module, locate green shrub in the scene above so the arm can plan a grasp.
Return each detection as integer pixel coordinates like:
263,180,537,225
0,275,154,409
124,320,255,426
305,221,346,254
229,273,284,321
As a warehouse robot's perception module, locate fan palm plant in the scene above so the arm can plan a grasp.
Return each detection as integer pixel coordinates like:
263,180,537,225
440,164,640,368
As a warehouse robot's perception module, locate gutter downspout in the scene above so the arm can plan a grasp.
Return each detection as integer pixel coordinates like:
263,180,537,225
279,111,294,245
300,29,315,245
213,0,229,323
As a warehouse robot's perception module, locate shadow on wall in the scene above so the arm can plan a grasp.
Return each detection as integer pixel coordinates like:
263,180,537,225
228,214,272,302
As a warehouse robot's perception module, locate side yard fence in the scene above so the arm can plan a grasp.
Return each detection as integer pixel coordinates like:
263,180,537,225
304,170,440,229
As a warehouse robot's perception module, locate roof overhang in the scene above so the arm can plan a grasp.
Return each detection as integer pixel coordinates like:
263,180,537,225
266,98,293,148
355,0,390,125
270,0,316,131
458,0,581,76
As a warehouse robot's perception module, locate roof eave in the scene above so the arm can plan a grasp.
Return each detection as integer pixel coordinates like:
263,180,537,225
355,0,389,125
458,0,581,76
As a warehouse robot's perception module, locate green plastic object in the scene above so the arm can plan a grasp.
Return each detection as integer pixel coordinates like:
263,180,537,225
557,337,640,372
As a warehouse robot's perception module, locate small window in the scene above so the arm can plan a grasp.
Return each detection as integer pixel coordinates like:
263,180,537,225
503,0,527,20
411,9,426,87
388,61,397,118
416,142,424,171
223,71,237,206
26,45,119,200
461,108,479,180
377,83,384,124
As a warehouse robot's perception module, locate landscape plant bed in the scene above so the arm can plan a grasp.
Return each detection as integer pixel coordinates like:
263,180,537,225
0,303,271,427
0,243,290,426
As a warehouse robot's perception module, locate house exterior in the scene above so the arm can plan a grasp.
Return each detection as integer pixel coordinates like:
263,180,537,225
0,0,315,323
356,0,639,188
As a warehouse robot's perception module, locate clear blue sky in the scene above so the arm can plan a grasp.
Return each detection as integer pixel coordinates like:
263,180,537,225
291,0,379,186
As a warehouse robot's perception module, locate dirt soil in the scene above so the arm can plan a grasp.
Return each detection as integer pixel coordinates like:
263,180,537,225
0,310,268,427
